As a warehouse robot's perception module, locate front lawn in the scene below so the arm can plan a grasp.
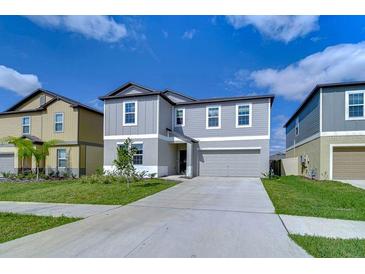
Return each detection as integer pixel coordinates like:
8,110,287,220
290,234,365,258
262,176,365,221
0,212,79,244
0,178,177,205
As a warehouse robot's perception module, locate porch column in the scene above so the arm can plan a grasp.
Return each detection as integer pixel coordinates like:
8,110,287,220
186,142,193,178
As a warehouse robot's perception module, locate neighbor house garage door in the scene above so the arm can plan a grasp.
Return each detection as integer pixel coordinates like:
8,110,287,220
0,153,15,174
333,147,365,180
198,149,260,177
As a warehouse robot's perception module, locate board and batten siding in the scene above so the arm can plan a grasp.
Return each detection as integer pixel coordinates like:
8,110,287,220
158,96,173,135
104,95,158,136
322,85,365,132
173,98,270,138
286,92,320,149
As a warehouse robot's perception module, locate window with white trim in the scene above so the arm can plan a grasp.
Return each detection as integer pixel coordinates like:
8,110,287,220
295,117,299,136
54,113,64,133
22,116,30,134
236,104,251,127
57,149,67,169
124,101,137,125
175,108,185,126
117,143,143,165
207,106,220,128
346,91,365,119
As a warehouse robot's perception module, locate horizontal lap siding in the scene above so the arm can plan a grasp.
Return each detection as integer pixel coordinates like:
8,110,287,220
333,147,365,180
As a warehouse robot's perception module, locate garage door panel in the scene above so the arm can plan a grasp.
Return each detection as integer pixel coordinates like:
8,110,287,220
0,153,15,174
199,150,260,177
333,147,365,180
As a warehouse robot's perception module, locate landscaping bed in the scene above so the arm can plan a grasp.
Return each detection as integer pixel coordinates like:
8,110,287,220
262,176,365,221
290,234,365,258
0,176,178,205
0,212,79,244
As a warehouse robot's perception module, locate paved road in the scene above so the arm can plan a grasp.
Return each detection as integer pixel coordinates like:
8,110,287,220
0,177,309,258
0,201,120,218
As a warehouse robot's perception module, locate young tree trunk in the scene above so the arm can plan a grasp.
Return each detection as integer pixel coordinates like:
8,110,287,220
36,165,39,181
22,157,24,174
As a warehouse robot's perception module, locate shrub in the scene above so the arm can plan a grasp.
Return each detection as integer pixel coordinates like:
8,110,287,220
78,174,124,184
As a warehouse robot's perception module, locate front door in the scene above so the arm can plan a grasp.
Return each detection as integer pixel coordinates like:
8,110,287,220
179,150,187,174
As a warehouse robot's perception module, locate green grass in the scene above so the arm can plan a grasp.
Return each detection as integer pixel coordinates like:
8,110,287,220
290,234,365,258
0,212,79,244
262,176,365,221
0,178,177,205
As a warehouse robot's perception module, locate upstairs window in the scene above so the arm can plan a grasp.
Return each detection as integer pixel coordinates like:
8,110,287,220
295,117,299,136
175,108,185,126
346,91,365,120
236,104,251,127
123,101,137,125
57,149,67,169
54,113,64,133
22,116,30,135
206,106,221,129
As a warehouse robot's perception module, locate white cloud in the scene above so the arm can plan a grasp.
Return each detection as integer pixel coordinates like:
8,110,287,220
0,65,41,96
162,30,169,38
27,16,127,43
250,41,365,100
182,29,196,40
270,115,288,153
88,99,103,111
226,16,319,43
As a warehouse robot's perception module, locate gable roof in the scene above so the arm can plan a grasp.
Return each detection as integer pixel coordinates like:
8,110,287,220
283,80,365,128
99,82,275,106
4,88,103,115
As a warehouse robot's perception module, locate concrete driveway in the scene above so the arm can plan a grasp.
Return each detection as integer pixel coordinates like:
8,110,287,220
339,180,365,190
0,177,308,258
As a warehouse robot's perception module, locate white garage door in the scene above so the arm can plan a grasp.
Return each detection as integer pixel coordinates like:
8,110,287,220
0,153,15,174
198,149,260,177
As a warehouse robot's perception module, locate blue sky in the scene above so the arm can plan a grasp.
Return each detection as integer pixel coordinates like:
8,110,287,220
1,15,365,153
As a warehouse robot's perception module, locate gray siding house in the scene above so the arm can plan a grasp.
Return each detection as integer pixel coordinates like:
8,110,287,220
100,82,274,177
285,81,365,180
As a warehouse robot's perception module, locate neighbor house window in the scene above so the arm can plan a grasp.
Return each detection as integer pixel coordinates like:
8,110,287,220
54,113,64,133
236,104,251,127
295,117,299,136
22,116,30,134
175,108,185,126
123,101,137,125
57,149,67,169
346,91,365,120
206,106,221,128
132,143,143,165
117,142,143,165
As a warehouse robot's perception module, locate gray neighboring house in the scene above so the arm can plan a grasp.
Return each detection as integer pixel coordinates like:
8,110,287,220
100,82,274,178
284,81,365,180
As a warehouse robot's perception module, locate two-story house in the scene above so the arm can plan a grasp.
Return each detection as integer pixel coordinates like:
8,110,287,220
0,89,103,177
100,82,273,178
285,81,365,180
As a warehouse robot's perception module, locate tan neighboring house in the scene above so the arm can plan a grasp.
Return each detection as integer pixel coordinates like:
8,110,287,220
284,81,365,180
0,89,103,177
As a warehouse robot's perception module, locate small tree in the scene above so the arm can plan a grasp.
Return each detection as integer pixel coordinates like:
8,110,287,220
32,140,58,181
113,138,137,189
3,136,33,174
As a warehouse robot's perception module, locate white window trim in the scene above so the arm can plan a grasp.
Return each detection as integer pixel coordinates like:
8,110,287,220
123,101,138,126
21,116,31,135
235,103,252,128
57,148,67,169
206,105,221,129
54,112,64,133
295,117,300,136
116,141,143,165
175,108,185,127
345,90,365,120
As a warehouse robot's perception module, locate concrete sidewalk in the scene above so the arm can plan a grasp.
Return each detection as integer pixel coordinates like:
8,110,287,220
0,201,120,218
280,214,365,239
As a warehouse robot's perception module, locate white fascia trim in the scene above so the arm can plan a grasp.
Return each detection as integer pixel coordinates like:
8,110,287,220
319,88,323,132
235,103,252,128
156,96,160,134
199,146,261,151
196,135,269,142
345,90,365,121
321,131,365,136
122,101,138,126
286,132,320,151
104,134,159,140
268,99,271,138
206,105,221,129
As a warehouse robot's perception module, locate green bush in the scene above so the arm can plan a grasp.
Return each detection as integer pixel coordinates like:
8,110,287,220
78,174,126,184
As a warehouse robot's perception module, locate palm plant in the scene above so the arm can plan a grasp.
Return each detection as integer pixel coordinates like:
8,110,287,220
2,136,33,174
32,140,58,181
